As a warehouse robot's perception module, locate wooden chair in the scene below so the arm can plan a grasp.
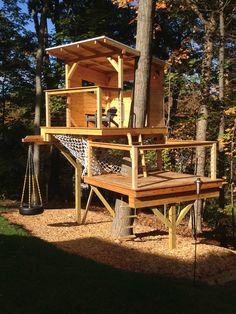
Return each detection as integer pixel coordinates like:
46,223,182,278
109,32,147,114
85,107,118,127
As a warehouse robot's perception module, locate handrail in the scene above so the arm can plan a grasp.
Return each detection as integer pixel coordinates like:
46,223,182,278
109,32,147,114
89,140,216,150
87,140,218,189
45,86,121,95
45,85,122,128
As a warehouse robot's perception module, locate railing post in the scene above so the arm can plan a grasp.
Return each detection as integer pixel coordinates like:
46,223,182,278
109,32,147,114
211,142,217,179
45,91,51,128
131,146,138,189
96,87,102,128
87,140,92,177
118,55,124,127
169,205,177,249
75,159,82,224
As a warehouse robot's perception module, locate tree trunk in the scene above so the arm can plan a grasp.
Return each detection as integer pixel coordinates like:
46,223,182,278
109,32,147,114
111,197,134,238
112,157,134,239
112,0,155,238
184,1,217,233
133,0,155,127
30,0,48,178
34,46,44,177
218,0,225,208
195,27,215,233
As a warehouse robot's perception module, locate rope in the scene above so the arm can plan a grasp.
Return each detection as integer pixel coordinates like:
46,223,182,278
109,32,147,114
20,144,43,208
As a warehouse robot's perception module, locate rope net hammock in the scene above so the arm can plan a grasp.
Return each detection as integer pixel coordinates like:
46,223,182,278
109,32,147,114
54,135,124,176
53,135,196,177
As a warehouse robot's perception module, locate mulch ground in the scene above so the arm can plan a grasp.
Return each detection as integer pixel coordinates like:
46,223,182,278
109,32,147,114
2,206,236,285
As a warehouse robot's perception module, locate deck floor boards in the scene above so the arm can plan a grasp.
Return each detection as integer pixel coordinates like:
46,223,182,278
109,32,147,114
84,171,223,196
84,171,223,208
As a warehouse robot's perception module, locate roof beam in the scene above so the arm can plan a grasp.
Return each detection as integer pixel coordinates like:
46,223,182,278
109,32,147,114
60,47,83,59
76,44,98,55
107,57,119,72
69,51,118,62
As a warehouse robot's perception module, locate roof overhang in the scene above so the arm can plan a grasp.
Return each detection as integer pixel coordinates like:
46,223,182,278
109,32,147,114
46,36,166,72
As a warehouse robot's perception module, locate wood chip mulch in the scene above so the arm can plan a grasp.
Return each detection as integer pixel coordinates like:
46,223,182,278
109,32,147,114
2,207,236,286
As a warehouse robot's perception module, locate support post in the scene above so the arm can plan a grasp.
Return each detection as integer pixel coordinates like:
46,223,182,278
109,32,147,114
65,63,69,88
131,146,138,189
169,205,176,249
96,87,102,128
87,140,92,177
65,63,71,127
45,92,51,128
118,55,124,127
138,134,148,177
75,159,82,224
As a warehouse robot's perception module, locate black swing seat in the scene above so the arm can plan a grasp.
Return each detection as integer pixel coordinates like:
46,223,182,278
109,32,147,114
19,205,44,216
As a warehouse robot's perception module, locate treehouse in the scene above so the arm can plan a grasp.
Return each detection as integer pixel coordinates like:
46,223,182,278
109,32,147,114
23,36,223,249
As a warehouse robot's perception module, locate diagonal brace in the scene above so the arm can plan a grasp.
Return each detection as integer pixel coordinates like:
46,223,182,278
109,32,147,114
82,186,115,224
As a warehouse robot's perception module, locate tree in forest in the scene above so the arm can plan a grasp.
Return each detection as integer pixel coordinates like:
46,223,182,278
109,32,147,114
27,0,49,177
0,2,35,197
111,0,156,238
133,0,156,127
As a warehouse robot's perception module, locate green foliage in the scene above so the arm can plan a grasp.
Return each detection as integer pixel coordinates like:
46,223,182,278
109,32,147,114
162,149,172,170
50,96,66,113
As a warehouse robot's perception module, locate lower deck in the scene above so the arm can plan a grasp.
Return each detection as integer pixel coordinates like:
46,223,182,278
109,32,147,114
84,171,223,208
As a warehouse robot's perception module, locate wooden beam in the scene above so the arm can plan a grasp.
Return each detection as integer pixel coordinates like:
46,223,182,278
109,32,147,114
130,191,219,208
22,135,51,144
100,39,135,56
151,207,171,228
96,87,102,128
82,187,94,224
73,51,118,62
54,141,77,168
68,62,79,80
75,159,82,224
77,44,98,55
61,47,83,59
40,126,168,137
107,57,119,71
90,141,131,151
91,186,115,217
45,91,51,128
131,146,138,189
176,203,194,226
138,134,148,177
87,140,92,177
169,206,177,249
118,55,124,127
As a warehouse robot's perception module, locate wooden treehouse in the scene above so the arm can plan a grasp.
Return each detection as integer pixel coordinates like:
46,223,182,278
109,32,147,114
23,36,223,249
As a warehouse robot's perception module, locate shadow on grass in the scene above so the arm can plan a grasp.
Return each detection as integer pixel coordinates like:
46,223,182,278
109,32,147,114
0,228,236,314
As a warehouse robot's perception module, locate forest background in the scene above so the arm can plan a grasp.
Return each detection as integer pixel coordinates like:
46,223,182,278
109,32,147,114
0,0,235,226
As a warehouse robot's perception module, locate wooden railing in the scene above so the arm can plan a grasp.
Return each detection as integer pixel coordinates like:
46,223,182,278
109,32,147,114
45,86,122,128
87,140,217,189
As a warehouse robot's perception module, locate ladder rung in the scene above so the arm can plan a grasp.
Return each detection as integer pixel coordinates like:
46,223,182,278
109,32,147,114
118,235,136,240
125,225,135,229
125,215,138,218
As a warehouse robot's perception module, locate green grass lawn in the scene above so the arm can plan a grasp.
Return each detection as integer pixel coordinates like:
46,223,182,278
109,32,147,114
1,207,236,314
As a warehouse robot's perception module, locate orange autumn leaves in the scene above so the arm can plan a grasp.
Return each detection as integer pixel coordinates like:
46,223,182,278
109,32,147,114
112,0,167,9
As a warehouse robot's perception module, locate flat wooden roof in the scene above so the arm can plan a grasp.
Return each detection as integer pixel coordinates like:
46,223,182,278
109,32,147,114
46,36,166,70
